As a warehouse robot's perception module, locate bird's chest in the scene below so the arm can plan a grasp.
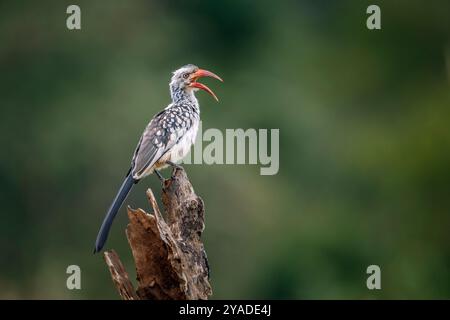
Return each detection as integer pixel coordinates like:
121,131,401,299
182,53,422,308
168,117,199,163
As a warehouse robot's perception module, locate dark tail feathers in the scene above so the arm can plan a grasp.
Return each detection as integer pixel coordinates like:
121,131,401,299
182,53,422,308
94,173,135,253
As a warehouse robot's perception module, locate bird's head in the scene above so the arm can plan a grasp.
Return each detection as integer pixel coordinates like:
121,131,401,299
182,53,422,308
170,64,223,102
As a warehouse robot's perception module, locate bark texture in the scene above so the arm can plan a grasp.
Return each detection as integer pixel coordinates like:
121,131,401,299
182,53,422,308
103,167,211,300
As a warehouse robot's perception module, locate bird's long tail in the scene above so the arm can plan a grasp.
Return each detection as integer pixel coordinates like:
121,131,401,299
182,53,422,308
94,173,135,253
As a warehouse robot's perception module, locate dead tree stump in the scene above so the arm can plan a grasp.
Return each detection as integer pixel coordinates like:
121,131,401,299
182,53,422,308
103,167,212,300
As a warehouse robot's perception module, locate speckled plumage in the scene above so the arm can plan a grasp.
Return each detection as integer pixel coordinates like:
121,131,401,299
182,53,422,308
131,102,200,179
131,65,203,179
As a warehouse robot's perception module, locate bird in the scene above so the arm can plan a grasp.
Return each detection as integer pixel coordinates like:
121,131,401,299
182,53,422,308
94,64,222,253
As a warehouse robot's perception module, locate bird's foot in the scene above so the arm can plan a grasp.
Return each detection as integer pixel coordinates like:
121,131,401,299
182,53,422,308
166,160,184,170
166,161,184,179
154,169,165,183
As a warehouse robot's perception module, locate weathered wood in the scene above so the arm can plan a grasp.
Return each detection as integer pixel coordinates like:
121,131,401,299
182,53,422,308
103,167,211,300
103,250,139,300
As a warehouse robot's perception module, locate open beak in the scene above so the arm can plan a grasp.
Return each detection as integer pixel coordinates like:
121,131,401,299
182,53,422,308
189,69,223,102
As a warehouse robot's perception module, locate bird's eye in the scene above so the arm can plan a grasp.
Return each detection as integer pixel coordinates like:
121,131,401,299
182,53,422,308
182,73,189,79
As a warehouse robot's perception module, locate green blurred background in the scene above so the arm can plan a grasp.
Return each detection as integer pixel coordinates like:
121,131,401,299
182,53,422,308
1,0,450,299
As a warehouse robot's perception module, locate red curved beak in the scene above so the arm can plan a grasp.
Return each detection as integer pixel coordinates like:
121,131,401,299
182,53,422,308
189,69,223,102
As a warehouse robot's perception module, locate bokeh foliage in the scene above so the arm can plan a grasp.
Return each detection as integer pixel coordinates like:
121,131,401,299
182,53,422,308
0,0,449,299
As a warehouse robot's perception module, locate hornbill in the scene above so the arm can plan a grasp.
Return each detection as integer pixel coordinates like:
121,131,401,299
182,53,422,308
94,64,222,253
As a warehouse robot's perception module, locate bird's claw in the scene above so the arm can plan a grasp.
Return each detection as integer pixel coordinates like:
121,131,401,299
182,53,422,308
166,161,184,171
154,169,165,183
